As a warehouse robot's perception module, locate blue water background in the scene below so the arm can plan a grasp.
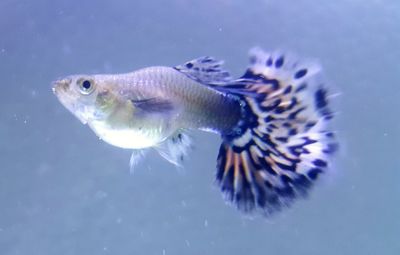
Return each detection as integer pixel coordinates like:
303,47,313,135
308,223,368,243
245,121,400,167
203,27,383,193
0,0,399,254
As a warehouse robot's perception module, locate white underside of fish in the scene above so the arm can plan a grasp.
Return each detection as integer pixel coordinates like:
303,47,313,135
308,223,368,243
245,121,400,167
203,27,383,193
88,121,162,149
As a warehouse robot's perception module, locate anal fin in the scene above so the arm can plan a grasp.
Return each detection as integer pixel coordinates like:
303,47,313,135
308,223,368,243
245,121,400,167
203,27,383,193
155,131,192,166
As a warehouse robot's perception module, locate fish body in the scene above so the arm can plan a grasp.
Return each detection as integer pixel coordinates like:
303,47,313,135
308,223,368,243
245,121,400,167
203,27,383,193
54,66,240,149
53,49,337,216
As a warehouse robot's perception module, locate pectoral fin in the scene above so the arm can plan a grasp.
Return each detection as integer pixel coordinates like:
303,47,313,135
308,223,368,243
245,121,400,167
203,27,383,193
131,98,175,114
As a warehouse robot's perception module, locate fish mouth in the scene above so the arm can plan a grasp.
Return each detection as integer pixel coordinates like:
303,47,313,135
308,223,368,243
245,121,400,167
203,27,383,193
52,78,88,125
52,78,71,96
52,78,72,107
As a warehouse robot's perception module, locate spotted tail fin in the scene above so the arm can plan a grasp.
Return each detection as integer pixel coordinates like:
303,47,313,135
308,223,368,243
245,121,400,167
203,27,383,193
216,48,337,216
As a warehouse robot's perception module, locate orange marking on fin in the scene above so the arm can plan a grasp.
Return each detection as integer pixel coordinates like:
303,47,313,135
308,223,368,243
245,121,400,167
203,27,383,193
233,153,241,192
265,156,280,173
253,128,263,137
257,86,271,94
223,146,233,178
270,153,291,166
240,152,253,184
249,146,261,166
241,152,259,203
279,99,292,107
253,169,265,188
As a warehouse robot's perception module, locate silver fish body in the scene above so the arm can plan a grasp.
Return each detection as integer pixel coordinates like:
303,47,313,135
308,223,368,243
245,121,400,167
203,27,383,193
54,66,240,149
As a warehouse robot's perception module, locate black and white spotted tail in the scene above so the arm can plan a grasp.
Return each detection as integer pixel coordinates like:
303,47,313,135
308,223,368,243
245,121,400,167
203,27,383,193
215,48,337,216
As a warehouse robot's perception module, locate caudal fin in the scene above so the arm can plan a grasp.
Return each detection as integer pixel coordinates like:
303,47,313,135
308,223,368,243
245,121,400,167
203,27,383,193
216,48,337,216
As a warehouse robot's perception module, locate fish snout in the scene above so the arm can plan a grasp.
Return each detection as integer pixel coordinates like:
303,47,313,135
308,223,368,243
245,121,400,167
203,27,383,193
52,78,72,95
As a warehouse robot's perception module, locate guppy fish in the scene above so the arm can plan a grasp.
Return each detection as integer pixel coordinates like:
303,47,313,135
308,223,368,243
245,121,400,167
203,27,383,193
53,48,337,216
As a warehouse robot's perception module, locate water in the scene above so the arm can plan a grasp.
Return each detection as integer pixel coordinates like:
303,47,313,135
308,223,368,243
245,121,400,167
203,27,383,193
1,0,399,254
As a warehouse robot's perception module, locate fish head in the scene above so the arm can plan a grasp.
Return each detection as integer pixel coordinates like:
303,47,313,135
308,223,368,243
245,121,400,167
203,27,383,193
52,75,115,124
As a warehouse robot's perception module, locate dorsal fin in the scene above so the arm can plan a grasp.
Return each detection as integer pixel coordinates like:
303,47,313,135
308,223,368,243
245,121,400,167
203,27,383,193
174,56,233,85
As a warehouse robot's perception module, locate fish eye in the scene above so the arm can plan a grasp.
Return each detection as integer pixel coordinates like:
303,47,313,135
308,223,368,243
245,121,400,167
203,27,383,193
78,79,95,95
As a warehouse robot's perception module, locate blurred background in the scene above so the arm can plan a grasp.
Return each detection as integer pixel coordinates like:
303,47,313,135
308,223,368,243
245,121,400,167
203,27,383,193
0,0,399,254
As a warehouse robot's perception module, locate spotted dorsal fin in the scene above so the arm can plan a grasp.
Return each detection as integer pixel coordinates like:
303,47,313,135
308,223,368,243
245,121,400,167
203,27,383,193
174,56,233,85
